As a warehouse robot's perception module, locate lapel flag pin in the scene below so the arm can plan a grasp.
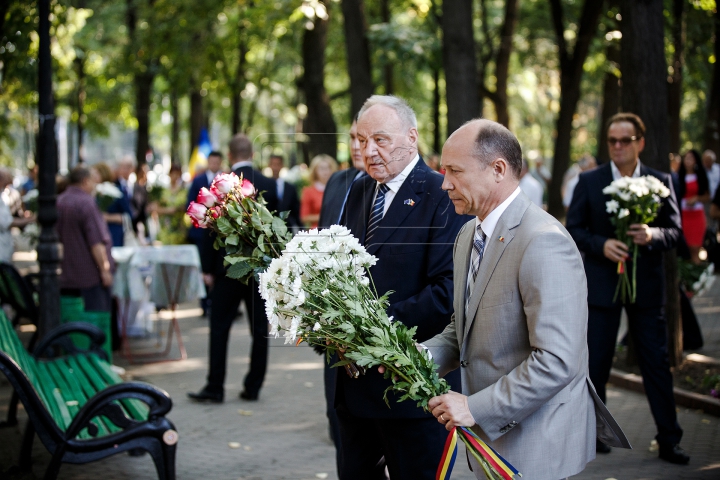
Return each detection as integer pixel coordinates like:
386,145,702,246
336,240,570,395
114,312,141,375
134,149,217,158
498,236,505,242
404,199,415,206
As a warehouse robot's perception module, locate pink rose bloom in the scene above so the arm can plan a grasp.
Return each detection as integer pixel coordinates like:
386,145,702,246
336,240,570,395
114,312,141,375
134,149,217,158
187,202,208,228
197,187,219,207
209,205,224,219
239,178,255,198
212,172,240,195
209,185,223,199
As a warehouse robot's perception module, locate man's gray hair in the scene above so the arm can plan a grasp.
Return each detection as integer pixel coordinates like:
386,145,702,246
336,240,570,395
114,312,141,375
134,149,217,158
358,95,417,130
471,120,523,179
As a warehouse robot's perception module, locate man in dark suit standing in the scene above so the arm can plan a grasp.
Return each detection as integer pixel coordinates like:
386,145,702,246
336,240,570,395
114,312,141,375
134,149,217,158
567,112,689,464
335,95,467,479
186,151,223,315
268,154,301,231
318,118,366,228
316,118,365,469
188,134,278,403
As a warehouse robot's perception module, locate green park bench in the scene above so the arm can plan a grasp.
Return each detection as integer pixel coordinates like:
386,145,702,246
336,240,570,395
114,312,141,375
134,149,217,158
0,311,178,479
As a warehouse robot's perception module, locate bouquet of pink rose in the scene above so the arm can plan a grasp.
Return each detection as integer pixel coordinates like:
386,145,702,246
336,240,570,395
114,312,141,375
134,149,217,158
186,172,293,284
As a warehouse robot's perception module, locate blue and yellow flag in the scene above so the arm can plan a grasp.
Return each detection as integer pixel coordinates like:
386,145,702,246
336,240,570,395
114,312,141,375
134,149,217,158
188,128,213,177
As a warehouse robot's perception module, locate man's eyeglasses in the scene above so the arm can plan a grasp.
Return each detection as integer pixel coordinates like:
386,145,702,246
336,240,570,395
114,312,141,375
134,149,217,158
607,136,640,146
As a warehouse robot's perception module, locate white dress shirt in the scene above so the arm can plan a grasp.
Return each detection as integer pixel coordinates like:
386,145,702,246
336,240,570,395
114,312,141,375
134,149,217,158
475,187,522,261
372,154,420,216
610,159,641,180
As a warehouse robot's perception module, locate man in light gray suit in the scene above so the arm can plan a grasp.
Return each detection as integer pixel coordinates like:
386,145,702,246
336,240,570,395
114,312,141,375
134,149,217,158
424,119,630,479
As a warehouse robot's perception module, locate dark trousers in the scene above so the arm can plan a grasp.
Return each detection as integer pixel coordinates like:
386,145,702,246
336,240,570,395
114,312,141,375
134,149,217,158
336,404,449,480
588,304,683,445
324,356,342,471
206,274,268,396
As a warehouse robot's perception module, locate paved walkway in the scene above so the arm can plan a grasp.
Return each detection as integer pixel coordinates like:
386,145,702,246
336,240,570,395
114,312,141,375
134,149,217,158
1,278,719,479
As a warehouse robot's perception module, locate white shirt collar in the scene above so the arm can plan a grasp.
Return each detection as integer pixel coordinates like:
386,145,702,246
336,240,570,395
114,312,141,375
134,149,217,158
231,160,254,171
475,187,522,242
610,159,641,180
379,154,419,193
206,170,217,183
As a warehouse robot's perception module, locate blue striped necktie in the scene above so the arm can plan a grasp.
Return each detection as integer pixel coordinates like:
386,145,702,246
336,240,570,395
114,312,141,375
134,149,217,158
365,183,389,243
465,225,486,310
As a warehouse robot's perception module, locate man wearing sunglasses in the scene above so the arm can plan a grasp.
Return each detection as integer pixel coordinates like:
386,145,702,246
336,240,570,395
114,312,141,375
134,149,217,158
566,112,689,465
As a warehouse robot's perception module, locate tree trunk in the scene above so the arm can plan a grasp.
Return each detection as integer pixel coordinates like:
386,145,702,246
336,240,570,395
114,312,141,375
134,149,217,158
433,67,441,154
232,36,247,134
597,44,621,162
667,0,685,156
381,0,393,94
442,0,479,136
302,4,338,160
170,89,179,165
494,0,519,128
74,55,86,165
134,70,154,166
547,0,604,219
622,0,682,366
341,0,373,120
704,8,720,153
189,89,204,159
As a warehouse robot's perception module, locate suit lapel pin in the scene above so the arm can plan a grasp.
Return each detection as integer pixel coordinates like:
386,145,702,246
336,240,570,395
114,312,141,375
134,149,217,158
498,236,505,242
403,199,415,206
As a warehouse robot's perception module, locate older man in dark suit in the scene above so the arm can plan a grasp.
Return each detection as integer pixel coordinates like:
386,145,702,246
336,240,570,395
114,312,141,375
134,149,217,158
189,134,278,403
567,112,689,464
335,95,467,480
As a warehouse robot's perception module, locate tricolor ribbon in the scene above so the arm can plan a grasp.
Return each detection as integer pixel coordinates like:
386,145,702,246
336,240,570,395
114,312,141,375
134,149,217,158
436,427,520,480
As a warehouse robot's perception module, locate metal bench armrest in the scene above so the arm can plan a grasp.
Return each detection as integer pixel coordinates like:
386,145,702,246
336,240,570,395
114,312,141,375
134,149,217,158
66,382,173,439
32,322,108,361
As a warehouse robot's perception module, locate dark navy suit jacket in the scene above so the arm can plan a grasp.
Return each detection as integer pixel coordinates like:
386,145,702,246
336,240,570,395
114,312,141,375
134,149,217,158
338,159,468,418
566,162,682,308
187,172,212,243
106,179,133,247
318,167,361,228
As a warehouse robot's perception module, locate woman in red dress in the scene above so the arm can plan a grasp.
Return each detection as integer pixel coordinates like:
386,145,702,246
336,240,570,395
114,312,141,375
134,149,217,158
300,154,337,228
679,149,710,264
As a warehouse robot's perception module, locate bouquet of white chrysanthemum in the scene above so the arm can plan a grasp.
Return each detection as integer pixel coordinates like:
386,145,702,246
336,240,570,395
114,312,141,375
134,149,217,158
678,260,715,298
95,181,123,212
603,175,671,303
258,225,450,408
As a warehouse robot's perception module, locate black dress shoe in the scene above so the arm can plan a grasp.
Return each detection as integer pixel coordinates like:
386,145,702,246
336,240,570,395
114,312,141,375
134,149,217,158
596,439,611,454
239,390,258,401
659,443,690,465
187,388,223,403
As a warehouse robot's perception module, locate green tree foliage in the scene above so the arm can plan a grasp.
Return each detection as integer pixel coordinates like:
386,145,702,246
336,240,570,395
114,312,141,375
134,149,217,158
0,0,716,187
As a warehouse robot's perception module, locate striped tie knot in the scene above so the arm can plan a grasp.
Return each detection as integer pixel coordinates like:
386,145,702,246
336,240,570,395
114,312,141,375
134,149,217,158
365,183,390,243
471,225,486,281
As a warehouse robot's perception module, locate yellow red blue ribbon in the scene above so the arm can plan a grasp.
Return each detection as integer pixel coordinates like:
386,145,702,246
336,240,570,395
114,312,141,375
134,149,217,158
435,426,458,480
436,426,521,480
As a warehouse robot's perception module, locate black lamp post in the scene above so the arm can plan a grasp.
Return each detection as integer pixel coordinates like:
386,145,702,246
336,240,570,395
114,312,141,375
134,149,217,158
36,0,61,340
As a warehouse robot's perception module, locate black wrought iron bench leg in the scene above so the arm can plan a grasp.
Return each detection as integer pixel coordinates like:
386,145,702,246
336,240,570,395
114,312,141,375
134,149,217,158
148,439,176,480
43,448,65,480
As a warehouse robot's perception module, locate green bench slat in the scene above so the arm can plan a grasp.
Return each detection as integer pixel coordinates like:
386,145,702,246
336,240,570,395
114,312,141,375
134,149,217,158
65,356,118,436
34,362,73,430
88,355,149,421
42,359,107,438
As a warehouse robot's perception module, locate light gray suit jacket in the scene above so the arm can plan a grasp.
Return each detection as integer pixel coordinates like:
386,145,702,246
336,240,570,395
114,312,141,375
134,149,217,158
425,192,629,480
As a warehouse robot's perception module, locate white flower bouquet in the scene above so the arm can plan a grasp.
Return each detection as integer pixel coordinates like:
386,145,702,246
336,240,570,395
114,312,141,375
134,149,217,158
678,260,715,298
258,225,450,409
95,181,123,212
603,175,670,303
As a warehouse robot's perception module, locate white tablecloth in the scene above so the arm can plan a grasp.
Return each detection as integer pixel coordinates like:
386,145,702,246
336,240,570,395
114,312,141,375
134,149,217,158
111,245,206,306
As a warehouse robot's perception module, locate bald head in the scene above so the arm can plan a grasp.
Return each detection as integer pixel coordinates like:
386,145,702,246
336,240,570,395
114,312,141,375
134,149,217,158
441,119,522,219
